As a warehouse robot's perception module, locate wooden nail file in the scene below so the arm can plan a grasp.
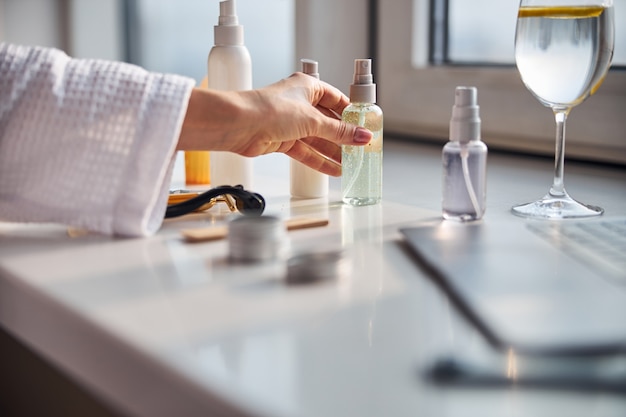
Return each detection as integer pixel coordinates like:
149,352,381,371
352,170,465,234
181,217,329,243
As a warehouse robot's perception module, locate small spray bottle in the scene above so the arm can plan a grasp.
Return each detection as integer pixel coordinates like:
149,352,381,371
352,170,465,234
442,86,487,221
341,59,383,206
290,59,329,199
208,0,253,189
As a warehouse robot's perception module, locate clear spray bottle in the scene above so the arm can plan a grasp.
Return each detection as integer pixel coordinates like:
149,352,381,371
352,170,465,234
290,59,329,199
208,0,253,189
341,59,383,206
442,86,487,221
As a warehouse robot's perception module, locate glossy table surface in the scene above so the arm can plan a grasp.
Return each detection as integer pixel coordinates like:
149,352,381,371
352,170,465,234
1,139,625,417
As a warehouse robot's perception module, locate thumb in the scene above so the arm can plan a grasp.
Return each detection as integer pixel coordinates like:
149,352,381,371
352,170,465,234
322,119,373,146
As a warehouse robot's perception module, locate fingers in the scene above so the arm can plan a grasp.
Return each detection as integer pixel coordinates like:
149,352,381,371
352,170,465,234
309,79,374,146
286,140,342,177
316,105,342,121
226,74,373,165
300,137,342,164
320,118,373,146
314,79,351,117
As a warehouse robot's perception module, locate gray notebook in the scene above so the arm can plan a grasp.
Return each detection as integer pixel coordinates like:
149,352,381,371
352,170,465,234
400,218,626,356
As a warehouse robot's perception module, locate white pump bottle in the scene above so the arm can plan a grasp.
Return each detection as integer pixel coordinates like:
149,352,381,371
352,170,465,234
290,59,329,199
208,0,253,189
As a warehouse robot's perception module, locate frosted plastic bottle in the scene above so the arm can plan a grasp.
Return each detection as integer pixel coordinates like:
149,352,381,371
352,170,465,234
208,0,253,189
442,86,488,221
341,59,383,206
290,59,329,199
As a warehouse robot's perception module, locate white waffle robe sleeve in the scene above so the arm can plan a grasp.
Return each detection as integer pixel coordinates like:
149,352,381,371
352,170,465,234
0,43,196,236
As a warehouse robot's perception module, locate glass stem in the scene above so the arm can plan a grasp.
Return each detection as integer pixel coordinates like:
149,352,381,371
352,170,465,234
550,109,570,197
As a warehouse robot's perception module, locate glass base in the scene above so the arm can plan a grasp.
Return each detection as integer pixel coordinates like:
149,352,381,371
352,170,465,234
511,192,603,220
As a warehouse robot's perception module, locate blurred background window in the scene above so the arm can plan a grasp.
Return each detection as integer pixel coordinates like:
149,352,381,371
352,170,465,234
127,0,294,87
0,0,295,88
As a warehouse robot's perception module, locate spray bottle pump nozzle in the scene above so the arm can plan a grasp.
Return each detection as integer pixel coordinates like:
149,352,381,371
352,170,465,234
455,86,477,107
349,59,376,104
219,0,238,25
301,59,319,79
450,86,481,143
352,59,373,85
214,0,243,46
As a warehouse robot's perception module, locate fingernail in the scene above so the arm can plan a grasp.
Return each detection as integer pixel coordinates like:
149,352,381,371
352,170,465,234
354,127,372,143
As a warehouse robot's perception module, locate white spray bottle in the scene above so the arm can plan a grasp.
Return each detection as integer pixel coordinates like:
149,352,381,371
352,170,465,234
290,59,329,199
208,0,253,189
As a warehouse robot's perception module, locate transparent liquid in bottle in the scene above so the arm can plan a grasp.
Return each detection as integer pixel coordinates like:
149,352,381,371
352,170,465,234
442,141,487,221
341,103,383,206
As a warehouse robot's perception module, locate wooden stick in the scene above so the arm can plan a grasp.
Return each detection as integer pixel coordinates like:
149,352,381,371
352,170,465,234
181,217,329,243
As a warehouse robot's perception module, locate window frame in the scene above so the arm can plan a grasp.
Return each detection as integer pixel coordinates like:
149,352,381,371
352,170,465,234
376,0,626,165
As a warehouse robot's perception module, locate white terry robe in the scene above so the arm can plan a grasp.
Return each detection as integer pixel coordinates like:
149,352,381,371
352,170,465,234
0,43,195,236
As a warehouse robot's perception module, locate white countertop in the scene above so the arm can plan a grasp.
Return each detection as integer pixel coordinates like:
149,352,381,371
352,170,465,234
1,139,625,417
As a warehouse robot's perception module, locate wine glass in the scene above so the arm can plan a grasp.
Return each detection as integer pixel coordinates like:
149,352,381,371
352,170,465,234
512,0,615,219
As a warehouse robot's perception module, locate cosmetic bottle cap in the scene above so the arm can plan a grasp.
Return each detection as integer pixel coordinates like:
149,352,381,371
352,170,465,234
349,59,376,104
450,86,481,143
301,59,319,79
214,0,244,46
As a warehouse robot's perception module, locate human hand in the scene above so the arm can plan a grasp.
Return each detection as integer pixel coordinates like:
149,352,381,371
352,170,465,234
179,72,373,176
230,72,373,176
